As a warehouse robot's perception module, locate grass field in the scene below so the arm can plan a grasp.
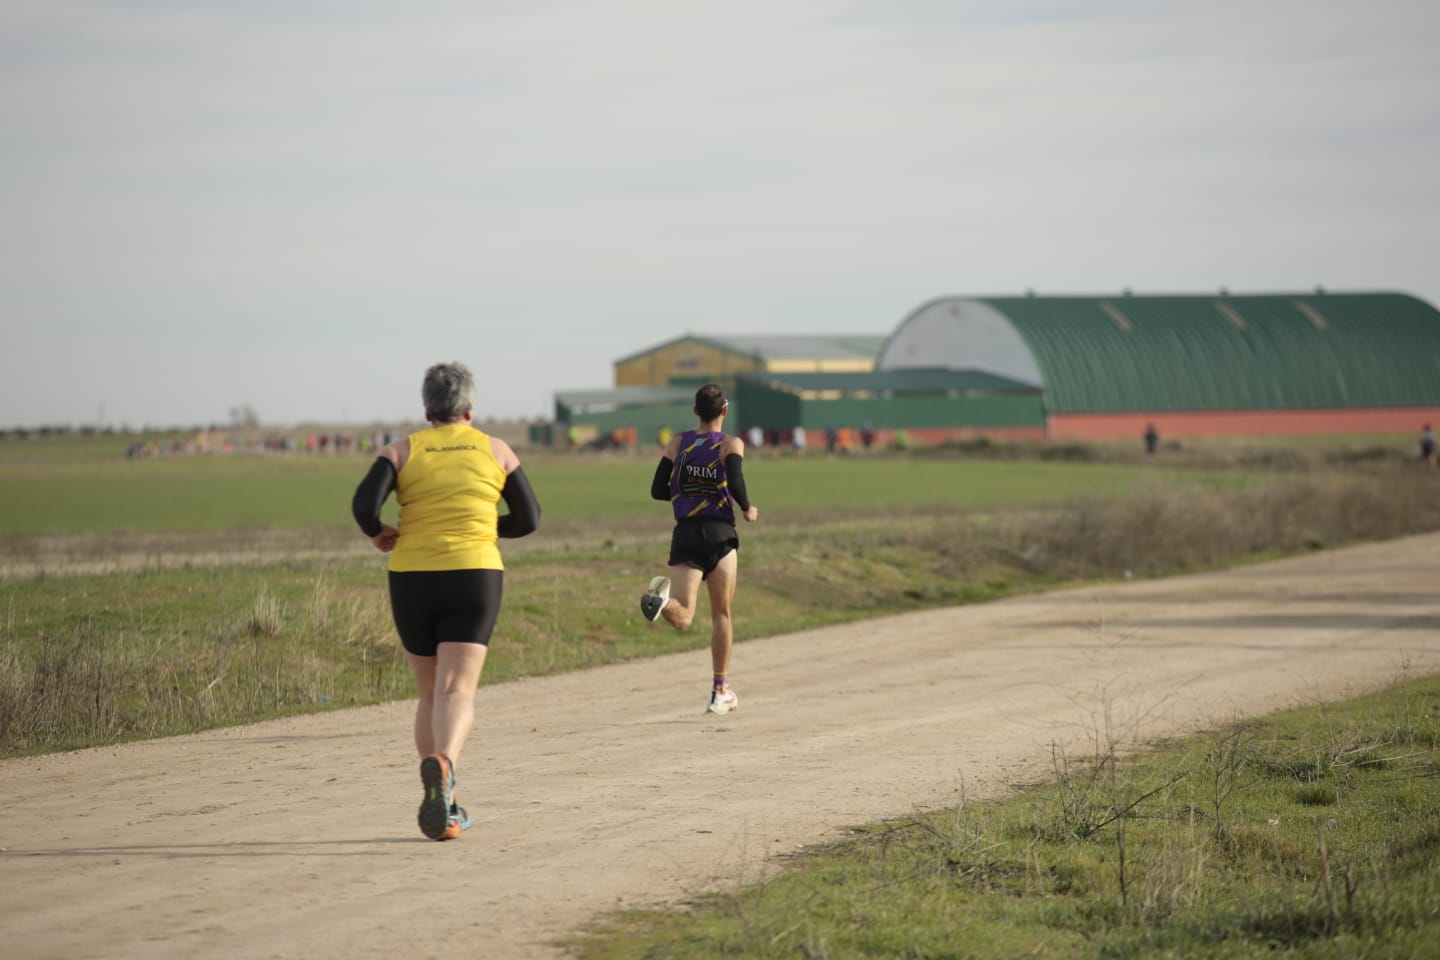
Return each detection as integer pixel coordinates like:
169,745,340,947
6,425,1422,536
1,441,1197,536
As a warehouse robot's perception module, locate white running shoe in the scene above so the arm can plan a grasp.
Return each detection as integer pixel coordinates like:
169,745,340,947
707,687,739,716
640,576,671,623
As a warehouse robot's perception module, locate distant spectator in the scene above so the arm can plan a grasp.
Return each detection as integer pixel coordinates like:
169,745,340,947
1144,423,1159,455
825,427,838,456
657,425,672,449
1422,424,1436,469
747,425,763,450
792,427,807,456
861,424,875,450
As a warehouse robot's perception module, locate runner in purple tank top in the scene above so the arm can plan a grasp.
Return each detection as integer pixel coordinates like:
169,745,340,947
639,383,760,715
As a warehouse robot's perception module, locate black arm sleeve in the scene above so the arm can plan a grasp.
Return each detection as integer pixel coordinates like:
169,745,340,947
351,457,396,537
496,466,541,538
724,453,751,511
650,458,673,501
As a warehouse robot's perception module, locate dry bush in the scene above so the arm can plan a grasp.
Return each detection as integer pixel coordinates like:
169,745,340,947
1016,474,1440,581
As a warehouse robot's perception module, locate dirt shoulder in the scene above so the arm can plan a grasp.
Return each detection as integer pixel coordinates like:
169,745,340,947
2,533,1438,959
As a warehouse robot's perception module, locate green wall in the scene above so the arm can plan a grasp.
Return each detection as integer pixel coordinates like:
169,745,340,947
735,379,1044,431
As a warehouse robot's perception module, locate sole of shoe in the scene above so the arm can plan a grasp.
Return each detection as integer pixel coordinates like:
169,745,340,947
418,754,453,840
642,576,671,623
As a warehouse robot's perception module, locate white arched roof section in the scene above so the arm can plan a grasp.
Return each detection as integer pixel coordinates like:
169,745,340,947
876,298,1043,387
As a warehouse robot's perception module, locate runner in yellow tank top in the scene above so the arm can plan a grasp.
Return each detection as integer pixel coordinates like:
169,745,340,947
389,421,508,572
351,362,541,840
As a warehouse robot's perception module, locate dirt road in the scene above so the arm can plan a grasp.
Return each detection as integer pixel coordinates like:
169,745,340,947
3,533,1438,959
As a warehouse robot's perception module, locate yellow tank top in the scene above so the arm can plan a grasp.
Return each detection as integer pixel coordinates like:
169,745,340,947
388,423,507,572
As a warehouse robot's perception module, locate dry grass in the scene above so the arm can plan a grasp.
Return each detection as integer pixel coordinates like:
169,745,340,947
1012,472,1440,581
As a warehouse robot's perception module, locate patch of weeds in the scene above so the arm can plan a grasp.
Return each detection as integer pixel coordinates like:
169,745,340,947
1294,785,1339,806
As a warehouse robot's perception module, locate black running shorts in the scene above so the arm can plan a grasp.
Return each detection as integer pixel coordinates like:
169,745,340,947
668,519,739,578
387,569,504,656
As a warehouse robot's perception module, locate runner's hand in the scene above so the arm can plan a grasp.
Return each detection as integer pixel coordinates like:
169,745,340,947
371,524,399,552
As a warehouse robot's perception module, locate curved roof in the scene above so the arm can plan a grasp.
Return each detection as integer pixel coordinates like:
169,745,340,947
738,368,1039,395
704,334,886,362
878,292,1440,413
615,334,885,367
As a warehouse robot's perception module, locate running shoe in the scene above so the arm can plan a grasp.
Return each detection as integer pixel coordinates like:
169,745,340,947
707,687,739,716
640,576,671,623
441,803,472,840
418,753,456,840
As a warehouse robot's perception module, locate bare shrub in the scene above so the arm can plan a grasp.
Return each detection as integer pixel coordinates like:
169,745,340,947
1201,721,1254,843
0,627,127,754
1018,474,1440,581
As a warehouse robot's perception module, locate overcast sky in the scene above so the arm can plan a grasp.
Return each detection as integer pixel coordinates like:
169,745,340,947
3,0,1437,429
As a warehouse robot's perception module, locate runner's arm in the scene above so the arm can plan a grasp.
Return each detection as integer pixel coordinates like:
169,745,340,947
650,458,673,501
497,467,541,538
351,457,396,537
723,453,751,511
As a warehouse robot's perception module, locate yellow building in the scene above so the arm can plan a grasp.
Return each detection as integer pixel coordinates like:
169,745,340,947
614,334,886,388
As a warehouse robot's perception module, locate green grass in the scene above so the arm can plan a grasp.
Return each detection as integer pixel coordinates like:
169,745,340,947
571,672,1440,959
0,446,1195,535
0,565,410,745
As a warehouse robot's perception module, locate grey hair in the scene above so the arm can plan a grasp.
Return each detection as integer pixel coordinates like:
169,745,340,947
422,362,475,422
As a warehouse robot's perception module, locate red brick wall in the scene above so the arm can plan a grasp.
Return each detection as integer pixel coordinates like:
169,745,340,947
1048,408,1440,440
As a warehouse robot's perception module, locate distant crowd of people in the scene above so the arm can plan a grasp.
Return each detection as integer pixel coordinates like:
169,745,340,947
125,430,406,459
561,423,915,457
113,421,1440,467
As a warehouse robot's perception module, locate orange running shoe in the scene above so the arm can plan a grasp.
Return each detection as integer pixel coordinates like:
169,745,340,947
418,754,456,840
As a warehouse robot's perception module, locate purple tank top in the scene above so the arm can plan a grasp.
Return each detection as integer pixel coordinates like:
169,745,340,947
669,430,735,523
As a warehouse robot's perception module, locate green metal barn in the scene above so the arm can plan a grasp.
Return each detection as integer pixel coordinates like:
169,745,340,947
877,291,1440,439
